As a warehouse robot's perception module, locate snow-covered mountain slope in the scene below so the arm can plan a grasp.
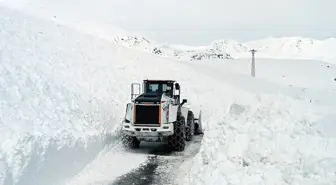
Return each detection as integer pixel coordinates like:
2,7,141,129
113,36,336,63
113,36,233,61
170,37,336,62
211,39,250,58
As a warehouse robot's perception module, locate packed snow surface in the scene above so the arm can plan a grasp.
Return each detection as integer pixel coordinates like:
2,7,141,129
1,2,336,185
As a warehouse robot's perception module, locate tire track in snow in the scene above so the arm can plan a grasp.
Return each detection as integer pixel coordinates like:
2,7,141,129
110,135,204,185
110,155,159,185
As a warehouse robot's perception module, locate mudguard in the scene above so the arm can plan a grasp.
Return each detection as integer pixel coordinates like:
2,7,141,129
195,110,203,134
180,106,189,124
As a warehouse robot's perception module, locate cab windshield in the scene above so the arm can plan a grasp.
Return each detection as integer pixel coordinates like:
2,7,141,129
145,81,173,96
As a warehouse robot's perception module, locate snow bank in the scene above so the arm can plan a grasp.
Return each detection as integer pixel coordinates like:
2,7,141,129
181,57,336,185
0,6,126,185
63,144,149,185
183,94,336,185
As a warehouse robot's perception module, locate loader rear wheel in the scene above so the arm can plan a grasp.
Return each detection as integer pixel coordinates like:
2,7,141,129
186,111,194,141
121,134,140,149
168,116,186,151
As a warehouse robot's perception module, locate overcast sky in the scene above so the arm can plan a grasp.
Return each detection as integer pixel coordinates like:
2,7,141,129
2,0,335,45
105,0,336,45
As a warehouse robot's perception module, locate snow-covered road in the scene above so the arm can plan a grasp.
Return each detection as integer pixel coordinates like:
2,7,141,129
110,135,204,185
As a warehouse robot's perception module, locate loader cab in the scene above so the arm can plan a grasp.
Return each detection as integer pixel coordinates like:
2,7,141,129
143,80,175,97
131,80,182,104
131,80,187,105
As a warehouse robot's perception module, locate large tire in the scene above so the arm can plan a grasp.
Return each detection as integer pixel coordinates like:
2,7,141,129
186,111,194,141
168,116,186,151
121,134,140,149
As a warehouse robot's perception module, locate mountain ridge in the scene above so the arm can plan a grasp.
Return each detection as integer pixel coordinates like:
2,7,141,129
112,35,336,63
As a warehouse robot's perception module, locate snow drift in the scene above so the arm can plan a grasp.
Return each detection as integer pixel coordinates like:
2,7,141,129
180,58,336,185
183,95,336,185
0,6,124,185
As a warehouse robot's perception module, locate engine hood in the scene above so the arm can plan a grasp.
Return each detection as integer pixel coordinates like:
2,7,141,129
134,92,162,103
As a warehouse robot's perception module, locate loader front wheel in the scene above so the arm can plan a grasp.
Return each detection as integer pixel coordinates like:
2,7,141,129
168,116,186,151
121,134,140,149
186,111,194,141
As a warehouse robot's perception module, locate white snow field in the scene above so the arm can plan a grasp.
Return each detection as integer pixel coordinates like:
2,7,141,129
180,59,336,185
1,3,336,185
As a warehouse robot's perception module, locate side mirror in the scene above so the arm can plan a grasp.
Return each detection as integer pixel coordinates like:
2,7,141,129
175,83,180,90
131,83,141,101
181,99,187,106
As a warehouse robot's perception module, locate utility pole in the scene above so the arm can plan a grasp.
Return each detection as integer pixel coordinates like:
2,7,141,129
250,49,257,77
